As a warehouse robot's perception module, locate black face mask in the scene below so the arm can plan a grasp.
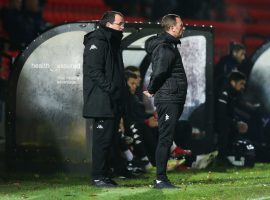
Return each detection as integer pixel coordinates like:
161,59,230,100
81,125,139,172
111,30,123,46
101,25,123,47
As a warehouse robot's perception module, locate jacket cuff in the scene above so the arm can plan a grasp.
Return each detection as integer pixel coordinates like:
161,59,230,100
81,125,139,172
144,119,150,126
147,85,155,94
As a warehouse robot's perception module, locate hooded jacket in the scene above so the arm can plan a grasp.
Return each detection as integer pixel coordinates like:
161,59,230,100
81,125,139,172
214,54,239,97
145,32,187,105
216,83,240,134
82,26,126,118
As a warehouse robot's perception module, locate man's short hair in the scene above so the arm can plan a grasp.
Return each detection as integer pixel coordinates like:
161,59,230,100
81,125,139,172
229,71,246,82
229,41,245,55
161,14,180,31
125,71,137,81
125,66,139,73
99,11,123,27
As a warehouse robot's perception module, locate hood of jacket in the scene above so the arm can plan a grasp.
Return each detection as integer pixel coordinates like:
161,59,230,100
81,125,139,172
145,32,180,54
83,25,123,47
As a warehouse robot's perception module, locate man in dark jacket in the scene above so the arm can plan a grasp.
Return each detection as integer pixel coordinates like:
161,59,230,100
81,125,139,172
143,14,187,189
214,42,246,97
83,11,126,187
216,71,248,161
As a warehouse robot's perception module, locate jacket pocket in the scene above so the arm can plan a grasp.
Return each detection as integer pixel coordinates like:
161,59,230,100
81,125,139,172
87,86,113,116
168,79,178,94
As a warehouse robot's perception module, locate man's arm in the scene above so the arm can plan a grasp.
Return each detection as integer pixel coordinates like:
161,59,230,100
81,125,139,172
83,39,117,95
147,44,174,94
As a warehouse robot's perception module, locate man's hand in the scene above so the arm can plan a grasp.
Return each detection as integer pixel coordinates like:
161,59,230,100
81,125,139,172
237,121,248,134
148,116,158,127
119,117,125,133
153,111,158,119
143,90,153,97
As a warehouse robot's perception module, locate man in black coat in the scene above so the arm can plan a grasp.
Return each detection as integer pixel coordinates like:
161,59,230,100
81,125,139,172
216,71,248,161
82,11,126,187
144,14,187,189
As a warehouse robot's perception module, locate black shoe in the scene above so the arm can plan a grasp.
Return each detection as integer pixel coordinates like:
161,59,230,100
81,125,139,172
153,179,180,189
92,177,118,187
117,170,136,179
107,178,118,186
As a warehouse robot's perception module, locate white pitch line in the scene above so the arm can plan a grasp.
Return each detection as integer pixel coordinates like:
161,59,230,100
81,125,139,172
248,196,270,200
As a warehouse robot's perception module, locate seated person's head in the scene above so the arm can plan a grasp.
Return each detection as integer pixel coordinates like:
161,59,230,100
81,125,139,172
229,71,246,92
229,42,246,64
125,71,138,94
125,66,141,87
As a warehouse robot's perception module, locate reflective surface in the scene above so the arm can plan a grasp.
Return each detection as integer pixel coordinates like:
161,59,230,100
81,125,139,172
16,30,91,163
247,42,270,111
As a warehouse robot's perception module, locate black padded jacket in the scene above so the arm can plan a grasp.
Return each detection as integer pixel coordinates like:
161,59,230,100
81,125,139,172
145,32,187,105
82,26,126,118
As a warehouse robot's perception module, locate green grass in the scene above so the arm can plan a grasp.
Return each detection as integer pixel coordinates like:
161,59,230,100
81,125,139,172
1,163,270,200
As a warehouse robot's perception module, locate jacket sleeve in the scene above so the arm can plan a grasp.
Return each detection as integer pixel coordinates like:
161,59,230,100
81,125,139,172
83,39,117,95
216,91,232,134
147,44,175,94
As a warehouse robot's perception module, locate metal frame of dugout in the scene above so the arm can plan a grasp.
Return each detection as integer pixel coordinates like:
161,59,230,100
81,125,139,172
5,21,214,173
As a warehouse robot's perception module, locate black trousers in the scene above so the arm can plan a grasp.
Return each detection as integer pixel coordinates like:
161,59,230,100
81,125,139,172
92,117,120,180
156,103,184,180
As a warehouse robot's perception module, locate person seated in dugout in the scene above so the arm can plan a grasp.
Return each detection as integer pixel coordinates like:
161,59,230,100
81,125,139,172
214,43,264,155
124,71,156,165
214,42,246,97
125,65,143,100
124,70,191,166
216,71,249,161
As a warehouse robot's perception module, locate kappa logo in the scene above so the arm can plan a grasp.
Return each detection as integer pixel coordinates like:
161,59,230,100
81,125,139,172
89,44,98,50
165,114,170,121
133,134,139,139
132,128,138,133
97,124,104,129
